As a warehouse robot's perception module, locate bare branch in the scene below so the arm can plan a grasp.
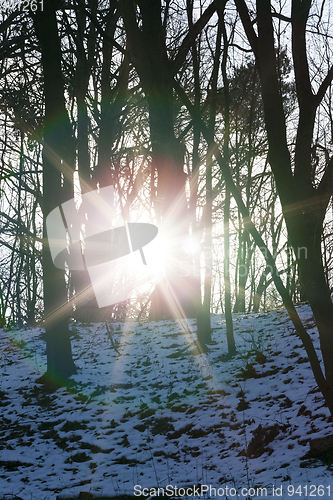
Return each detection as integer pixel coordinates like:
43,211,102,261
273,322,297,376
172,0,220,75
291,0,314,106
315,64,333,107
233,0,258,56
229,42,253,53
74,0,125,56
272,12,291,22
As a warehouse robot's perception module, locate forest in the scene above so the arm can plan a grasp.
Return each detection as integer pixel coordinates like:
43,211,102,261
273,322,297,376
1,0,333,485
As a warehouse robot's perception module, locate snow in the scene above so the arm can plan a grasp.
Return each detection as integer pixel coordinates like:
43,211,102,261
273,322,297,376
0,303,333,499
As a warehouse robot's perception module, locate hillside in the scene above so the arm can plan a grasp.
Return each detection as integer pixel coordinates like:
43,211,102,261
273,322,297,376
0,304,332,499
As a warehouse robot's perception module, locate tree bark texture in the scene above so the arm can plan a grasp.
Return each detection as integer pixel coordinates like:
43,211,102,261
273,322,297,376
33,0,76,382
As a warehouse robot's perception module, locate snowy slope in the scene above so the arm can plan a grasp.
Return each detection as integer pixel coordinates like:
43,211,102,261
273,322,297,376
0,303,332,499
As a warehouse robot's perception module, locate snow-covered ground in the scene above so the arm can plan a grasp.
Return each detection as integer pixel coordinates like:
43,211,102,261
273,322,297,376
0,303,333,499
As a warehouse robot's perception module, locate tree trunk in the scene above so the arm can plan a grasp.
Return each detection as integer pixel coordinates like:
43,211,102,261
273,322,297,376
197,8,224,346
95,3,123,188
253,266,270,312
33,0,76,383
122,0,194,320
234,231,247,313
198,150,213,345
234,0,333,417
220,10,236,355
298,238,333,389
224,189,236,355
187,0,205,331
70,3,99,320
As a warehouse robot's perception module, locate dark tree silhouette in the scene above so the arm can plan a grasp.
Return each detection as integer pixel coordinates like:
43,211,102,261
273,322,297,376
33,0,76,384
233,0,333,416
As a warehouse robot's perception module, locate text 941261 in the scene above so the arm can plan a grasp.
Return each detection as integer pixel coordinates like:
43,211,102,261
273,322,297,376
0,0,43,11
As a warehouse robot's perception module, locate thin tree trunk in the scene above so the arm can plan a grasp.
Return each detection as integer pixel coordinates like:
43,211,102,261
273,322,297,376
197,7,223,346
234,231,247,313
187,0,203,325
220,9,235,355
95,3,122,188
199,149,213,345
224,189,236,354
253,266,270,312
70,3,99,320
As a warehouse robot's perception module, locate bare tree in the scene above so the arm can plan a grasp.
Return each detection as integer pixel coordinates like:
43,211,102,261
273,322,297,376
33,0,77,383
231,0,333,416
